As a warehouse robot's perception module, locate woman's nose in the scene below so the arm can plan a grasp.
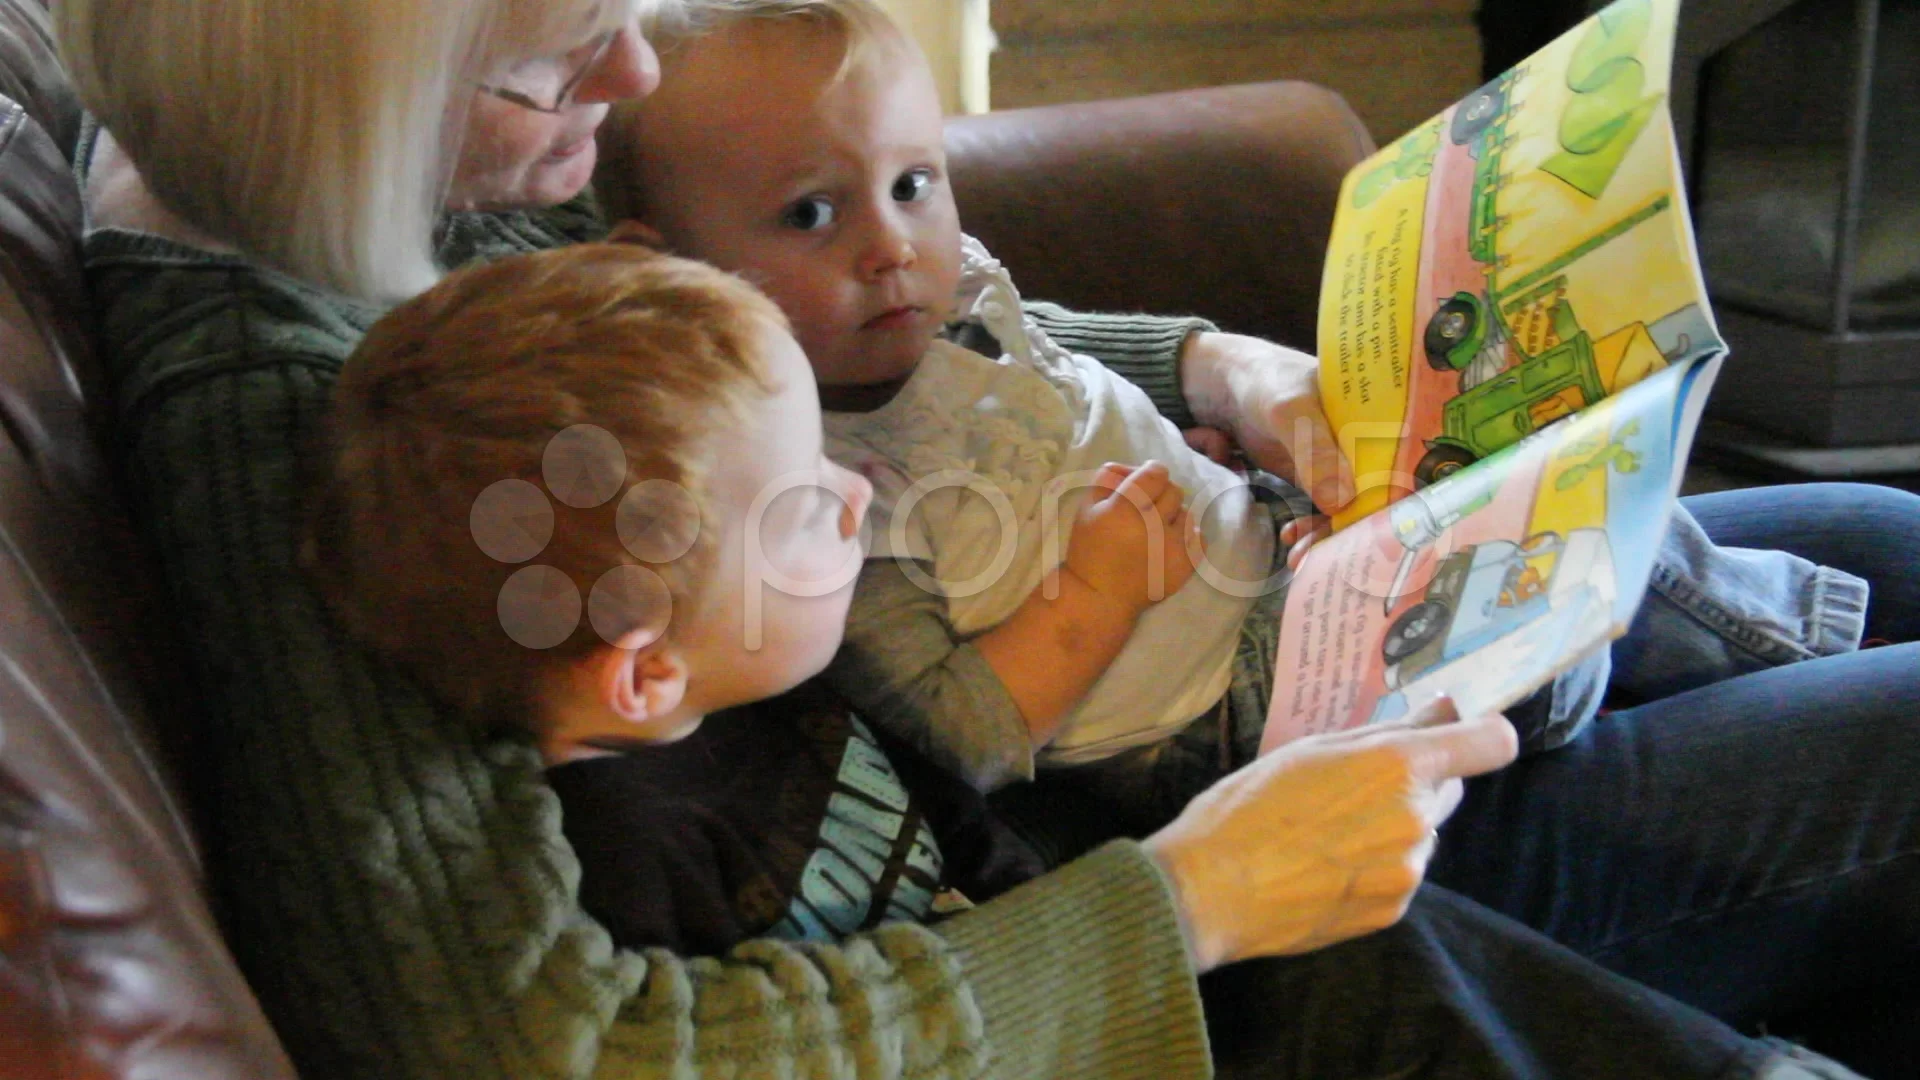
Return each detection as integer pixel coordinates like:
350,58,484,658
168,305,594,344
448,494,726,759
578,26,662,104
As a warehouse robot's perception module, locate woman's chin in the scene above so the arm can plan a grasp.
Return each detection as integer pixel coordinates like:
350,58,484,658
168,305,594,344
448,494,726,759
517,139,600,208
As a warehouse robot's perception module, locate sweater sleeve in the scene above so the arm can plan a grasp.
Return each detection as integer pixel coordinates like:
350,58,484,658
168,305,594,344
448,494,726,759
112,316,1210,1077
1022,301,1216,430
828,559,1038,791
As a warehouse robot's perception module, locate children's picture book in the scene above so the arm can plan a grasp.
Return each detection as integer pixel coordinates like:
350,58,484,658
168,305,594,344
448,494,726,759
1261,0,1726,750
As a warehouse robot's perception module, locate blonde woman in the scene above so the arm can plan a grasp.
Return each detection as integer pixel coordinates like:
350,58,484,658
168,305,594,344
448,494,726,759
53,0,1920,1077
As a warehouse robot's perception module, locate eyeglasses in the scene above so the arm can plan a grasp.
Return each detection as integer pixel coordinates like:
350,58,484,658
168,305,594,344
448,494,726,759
477,30,620,114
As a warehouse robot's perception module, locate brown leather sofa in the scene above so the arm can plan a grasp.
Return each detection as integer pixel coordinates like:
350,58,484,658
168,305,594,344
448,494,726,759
0,0,1371,1072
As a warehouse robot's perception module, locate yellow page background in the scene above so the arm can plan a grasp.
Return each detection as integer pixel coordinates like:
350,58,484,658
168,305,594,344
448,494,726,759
1318,0,1710,530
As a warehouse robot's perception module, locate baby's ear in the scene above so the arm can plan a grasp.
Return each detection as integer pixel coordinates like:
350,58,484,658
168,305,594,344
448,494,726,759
607,219,672,253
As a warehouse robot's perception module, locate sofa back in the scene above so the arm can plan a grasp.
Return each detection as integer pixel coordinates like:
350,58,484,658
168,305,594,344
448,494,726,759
0,1,297,1075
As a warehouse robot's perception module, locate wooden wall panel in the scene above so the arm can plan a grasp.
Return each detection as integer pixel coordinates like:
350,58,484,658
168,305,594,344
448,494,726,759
991,0,1483,143
995,0,1478,37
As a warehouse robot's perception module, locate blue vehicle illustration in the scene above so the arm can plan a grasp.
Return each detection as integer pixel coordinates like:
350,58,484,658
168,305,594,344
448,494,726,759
1369,527,1616,724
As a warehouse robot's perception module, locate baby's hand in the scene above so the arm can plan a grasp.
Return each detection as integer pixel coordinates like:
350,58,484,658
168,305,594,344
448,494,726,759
1064,461,1199,617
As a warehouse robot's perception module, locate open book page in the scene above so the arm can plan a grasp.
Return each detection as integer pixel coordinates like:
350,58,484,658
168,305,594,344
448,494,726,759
1319,0,1726,532
1261,353,1722,752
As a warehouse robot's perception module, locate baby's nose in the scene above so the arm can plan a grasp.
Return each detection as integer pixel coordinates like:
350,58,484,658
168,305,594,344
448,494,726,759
839,469,875,540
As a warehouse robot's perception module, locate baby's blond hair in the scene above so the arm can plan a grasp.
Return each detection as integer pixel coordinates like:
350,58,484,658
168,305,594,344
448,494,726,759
599,0,913,224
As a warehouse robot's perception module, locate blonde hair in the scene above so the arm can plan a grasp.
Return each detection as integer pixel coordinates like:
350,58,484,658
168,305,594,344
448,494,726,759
599,0,907,224
56,0,648,303
304,243,783,729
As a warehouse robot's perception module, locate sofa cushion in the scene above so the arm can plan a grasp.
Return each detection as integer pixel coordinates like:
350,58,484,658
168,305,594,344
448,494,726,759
0,0,77,159
0,92,297,1080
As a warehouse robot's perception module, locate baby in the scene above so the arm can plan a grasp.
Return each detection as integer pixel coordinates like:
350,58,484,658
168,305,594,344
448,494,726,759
304,244,1037,953
597,0,1330,824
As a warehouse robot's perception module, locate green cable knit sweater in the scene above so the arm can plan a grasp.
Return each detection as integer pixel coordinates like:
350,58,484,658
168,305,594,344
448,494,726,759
83,176,1220,1079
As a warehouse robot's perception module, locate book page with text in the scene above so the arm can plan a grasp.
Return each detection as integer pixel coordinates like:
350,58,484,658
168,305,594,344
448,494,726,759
1318,0,1724,532
1262,354,1720,752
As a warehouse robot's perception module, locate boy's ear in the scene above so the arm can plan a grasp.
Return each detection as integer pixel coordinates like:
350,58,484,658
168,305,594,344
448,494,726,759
597,626,688,723
607,219,672,253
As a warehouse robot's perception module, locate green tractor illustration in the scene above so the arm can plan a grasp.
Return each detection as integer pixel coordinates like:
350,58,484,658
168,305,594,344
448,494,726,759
1415,290,1609,486
1413,62,1672,488
1352,119,1442,209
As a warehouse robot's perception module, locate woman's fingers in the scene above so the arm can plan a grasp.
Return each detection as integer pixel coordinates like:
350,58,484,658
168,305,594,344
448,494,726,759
1278,514,1329,548
1145,698,1517,973
1286,525,1328,571
1279,513,1331,571
1423,775,1466,831
1398,708,1521,785
1182,426,1235,466
1263,398,1356,513
1181,332,1358,510
1323,697,1517,783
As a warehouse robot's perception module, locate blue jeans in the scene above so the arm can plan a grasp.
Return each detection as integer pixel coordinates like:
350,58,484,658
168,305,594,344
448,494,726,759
1430,483,1920,1073
1529,486,1874,752
1004,484,1919,1076
1205,886,1860,1079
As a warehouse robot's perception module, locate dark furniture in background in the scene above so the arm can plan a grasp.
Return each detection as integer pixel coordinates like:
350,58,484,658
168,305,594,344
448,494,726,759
1478,0,1920,481
1685,0,1920,477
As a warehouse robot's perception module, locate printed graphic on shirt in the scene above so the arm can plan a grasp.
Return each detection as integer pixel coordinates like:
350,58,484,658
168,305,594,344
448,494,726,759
769,717,943,940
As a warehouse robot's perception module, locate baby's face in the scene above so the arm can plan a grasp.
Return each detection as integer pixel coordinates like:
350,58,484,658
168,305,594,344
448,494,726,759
631,20,963,389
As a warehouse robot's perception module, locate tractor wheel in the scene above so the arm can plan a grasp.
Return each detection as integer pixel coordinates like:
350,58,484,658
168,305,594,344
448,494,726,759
1415,444,1479,488
1450,80,1506,144
1424,297,1481,371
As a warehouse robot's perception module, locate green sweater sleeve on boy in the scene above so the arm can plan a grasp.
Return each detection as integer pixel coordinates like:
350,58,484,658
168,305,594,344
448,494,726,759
83,219,1216,1079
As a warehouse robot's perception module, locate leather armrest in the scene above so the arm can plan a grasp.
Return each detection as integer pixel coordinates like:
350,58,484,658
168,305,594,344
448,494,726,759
946,81,1376,353
0,0,79,159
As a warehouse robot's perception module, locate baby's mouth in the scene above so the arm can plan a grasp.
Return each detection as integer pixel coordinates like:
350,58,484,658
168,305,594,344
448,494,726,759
862,305,924,331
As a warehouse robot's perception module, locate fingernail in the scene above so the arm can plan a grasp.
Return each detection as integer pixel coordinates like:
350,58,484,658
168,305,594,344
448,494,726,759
1414,692,1460,726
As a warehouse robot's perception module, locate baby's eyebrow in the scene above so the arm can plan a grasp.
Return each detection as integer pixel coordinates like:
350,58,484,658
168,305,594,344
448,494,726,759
767,157,836,190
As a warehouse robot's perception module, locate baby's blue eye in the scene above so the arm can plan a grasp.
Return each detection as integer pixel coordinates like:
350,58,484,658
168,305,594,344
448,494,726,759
892,169,935,204
782,196,836,231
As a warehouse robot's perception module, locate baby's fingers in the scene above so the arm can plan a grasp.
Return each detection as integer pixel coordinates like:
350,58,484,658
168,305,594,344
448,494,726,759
1110,459,1173,510
1090,461,1134,495
1152,477,1187,524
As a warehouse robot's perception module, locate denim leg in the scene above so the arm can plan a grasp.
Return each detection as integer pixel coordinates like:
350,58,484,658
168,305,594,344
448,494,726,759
1205,885,1858,1080
1610,496,1872,703
1680,483,1920,645
1429,643,1920,1045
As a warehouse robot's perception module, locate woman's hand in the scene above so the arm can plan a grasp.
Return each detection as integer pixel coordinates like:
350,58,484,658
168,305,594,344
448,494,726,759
1280,513,1330,572
1180,331,1356,513
1142,698,1517,973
